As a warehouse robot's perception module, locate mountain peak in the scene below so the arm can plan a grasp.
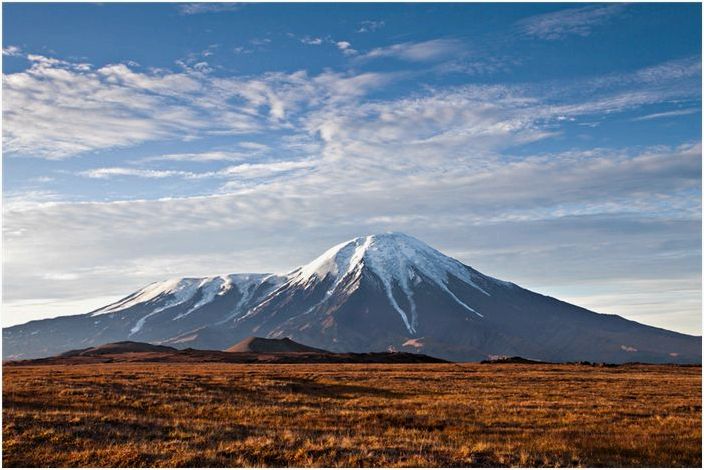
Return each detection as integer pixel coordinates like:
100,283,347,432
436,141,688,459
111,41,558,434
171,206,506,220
294,232,440,279
288,232,489,333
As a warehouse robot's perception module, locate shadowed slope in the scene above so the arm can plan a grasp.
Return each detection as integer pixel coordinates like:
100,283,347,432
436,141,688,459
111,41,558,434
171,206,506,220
225,336,329,353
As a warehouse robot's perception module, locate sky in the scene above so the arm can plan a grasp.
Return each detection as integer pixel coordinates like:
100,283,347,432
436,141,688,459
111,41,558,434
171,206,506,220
2,2,701,335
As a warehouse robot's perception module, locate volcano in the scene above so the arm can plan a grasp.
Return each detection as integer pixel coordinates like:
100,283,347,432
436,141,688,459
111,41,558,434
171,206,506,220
3,232,700,363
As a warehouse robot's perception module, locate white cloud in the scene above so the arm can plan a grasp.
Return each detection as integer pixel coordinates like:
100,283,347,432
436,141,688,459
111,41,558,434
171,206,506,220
518,4,625,40
336,41,357,56
634,57,702,84
3,55,392,159
3,59,243,158
78,160,316,183
219,160,314,178
8,49,692,161
301,37,324,46
238,141,270,151
360,39,464,62
357,20,385,33
2,296,123,327
2,45,22,56
33,176,55,183
138,151,254,163
556,278,702,335
79,168,196,179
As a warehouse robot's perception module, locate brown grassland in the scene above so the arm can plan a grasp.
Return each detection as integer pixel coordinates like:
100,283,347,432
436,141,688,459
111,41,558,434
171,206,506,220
2,363,701,467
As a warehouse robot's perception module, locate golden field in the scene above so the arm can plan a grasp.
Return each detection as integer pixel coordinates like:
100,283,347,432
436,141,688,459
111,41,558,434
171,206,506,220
2,363,701,467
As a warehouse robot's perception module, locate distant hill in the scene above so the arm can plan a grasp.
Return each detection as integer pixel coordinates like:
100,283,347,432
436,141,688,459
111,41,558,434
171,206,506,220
226,336,328,353
60,341,176,357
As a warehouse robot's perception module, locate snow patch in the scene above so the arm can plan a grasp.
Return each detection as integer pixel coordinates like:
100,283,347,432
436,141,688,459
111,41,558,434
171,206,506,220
128,279,202,335
93,278,201,316
218,274,284,324
172,277,225,320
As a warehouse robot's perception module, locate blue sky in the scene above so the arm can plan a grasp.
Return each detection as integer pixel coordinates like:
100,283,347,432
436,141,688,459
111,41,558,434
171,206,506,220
2,2,701,334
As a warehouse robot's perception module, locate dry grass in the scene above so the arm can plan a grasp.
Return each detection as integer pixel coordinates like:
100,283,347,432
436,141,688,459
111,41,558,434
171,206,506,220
3,363,701,467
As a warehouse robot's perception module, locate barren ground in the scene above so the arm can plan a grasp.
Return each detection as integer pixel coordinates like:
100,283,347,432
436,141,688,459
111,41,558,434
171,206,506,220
2,363,701,467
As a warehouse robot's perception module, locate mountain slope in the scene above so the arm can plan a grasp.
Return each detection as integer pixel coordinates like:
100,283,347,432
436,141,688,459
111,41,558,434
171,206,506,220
3,233,701,363
222,233,700,363
3,273,285,359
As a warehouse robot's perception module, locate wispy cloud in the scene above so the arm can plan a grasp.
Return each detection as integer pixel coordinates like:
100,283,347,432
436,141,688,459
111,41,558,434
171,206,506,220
178,3,241,15
79,168,196,179
359,39,464,62
518,4,625,40
250,37,271,47
2,45,22,56
2,53,393,159
3,57,250,158
297,36,360,56
79,160,316,183
632,108,700,121
219,160,315,180
357,20,385,33
300,37,324,46
138,151,254,163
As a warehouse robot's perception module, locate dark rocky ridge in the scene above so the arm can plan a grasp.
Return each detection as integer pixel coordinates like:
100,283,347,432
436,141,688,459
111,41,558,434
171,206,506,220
4,339,448,366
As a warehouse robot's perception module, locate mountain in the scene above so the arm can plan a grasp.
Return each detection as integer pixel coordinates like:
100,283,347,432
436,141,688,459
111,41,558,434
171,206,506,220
3,232,701,363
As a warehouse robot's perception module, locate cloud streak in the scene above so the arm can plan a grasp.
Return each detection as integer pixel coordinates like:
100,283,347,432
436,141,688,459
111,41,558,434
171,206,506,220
632,108,700,121
359,39,464,62
518,4,626,40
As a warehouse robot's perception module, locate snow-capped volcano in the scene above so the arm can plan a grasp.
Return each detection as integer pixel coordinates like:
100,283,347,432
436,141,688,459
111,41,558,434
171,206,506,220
3,232,701,363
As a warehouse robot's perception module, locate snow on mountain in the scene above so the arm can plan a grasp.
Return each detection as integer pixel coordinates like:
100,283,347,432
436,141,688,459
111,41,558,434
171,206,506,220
287,232,489,333
88,273,285,338
87,233,491,336
91,278,205,316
